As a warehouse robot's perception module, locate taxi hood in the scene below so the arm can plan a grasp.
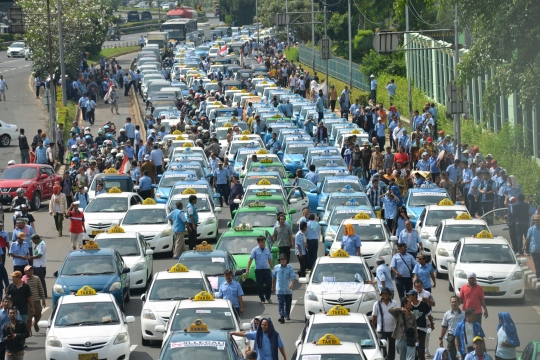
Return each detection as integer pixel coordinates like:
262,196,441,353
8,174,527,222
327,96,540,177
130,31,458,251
50,323,123,340
58,274,119,293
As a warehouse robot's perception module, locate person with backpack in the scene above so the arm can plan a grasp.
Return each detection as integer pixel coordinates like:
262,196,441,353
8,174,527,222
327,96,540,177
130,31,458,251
389,296,418,360
372,288,398,360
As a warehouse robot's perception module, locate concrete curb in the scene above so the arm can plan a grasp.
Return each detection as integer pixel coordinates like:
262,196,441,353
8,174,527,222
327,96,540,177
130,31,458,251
521,265,540,290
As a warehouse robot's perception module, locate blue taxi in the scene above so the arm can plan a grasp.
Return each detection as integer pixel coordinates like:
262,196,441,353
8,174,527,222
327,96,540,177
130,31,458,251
404,187,450,226
154,171,198,204
167,161,211,180
52,238,131,310
313,175,364,209
279,141,314,173
302,146,341,173
317,191,378,220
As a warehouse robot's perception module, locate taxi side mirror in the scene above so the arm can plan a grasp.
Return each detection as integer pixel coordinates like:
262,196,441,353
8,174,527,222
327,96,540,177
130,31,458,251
289,199,298,204
233,199,241,204
298,277,308,284
38,320,49,329
53,271,59,278
242,323,251,331
310,189,317,194
155,325,166,332
288,173,295,179
122,267,131,274
235,269,245,276
316,206,324,211
146,249,154,255
319,221,327,227
428,236,437,243
215,207,222,213
447,258,455,264
126,316,135,324
390,236,398,242
141,294,146,302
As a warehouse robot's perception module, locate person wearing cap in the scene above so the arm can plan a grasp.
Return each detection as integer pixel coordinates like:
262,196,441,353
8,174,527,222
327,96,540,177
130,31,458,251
11,219,34,254
217,269,245,317
6,270,34,327
374,117,386,149
524,214,540,277
369,74,377,103
22,264,45,335
391,243,417,299
454,308,486,358
65,201,85,250
372,286,398,360
458,272,488,324
407,289,434,360
272,253,296,323
463,336,493,360
16,204,35,234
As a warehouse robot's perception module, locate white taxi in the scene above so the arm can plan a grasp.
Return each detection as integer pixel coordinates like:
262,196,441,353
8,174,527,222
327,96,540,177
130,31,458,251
83,188,143,240
299,250,378,320
447,231,527,302
155,291,250,351
329,215,396,272
94,227,154,290
428,213,490,276
296,306,385,360
166,191,221,240
120,199,174,255
140,263,214,345
415,198,469,254
293,334,367,360
39,286,135,360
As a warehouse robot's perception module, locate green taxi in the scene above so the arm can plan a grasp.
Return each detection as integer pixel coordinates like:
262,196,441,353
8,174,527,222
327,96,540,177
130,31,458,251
215,227,278,285
239,195,295,228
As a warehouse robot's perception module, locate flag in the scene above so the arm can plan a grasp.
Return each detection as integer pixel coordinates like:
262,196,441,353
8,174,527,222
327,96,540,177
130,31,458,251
103,79,115,101
118,155,129,174
218,45,228,56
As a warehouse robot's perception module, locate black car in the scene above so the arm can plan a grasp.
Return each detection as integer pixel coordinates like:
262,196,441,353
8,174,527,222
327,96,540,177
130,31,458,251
141,10,152,20
127,10,140,22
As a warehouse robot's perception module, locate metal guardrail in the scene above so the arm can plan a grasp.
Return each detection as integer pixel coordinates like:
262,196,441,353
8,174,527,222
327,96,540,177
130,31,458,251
101,40,139,49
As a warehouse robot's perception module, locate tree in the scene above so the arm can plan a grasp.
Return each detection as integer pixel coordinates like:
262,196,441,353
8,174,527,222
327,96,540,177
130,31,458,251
19,0,112,79
360,49,406,78
219,0,255,26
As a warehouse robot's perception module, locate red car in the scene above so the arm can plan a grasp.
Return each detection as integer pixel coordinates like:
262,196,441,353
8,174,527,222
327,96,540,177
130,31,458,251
0,164,62,210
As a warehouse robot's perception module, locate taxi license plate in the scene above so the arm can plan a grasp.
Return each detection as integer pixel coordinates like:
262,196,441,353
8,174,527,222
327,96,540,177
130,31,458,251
91,230,104,236
78,354,98,360
481,286,499,293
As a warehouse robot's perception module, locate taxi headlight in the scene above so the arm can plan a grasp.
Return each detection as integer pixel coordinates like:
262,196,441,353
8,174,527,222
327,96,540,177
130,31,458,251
46,336,63,348
364,291,377,302
52,284,65,294
142,309,156,320
437,248,449,257
155,193,162,199
114,332,129,345
305,291,318,302
132,262,145,272
379,247,392,257
206,218,216,225
160,229,172,238
283,158,292,164
511,271,523,280
109,281,122,292
455,269,467,279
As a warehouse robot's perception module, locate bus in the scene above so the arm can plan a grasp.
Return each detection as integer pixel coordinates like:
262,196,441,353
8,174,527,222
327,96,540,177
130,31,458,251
160,19,199,45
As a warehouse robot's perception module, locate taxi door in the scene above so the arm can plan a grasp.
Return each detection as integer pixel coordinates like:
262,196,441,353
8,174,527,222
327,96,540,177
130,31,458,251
447,240,462,291
115,252,130,298
39,166,54,199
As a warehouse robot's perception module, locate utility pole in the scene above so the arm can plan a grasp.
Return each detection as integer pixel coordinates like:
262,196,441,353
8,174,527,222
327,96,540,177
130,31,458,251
57,0,67,107
285,0,289,47
46,0,57,145
311,0,314,71
405,4,413,131
256,0,259,57
453,4,460,158
324,5,329,107
348,0,352,90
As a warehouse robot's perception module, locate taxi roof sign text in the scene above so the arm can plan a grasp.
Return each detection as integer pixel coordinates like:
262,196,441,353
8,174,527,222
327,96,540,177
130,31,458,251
354,212,370,220
108,186,122,194
438,198,454,206
142,198,157,205
83,240,100,250
187,319,209,333
317,334,341,345
76,286,97,296
475,230,493,238
169,263,189,273
108,226,125,233
331,249,350,258
183,188,197,195
193,291,214,301
327,305,349,316
455,212,472,220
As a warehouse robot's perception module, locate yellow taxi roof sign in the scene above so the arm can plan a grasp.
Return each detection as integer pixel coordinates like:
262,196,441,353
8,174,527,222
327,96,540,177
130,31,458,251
354,212,370,220
240,89,248,93
175,135,185,140
350,129,361,134
258,179,271,185
211,79,218,83
438,198,454,206
108,226,125,233
240,135,251,140
108,186,122,193
257,75,264,78
142,198,156,205
76,286,97,296
231,86,238,90
317,334,341,345
213,101,222,105
242,130,251,135
261,81,268,84
256,149,269,154
223,123,233,128
172,130,182,135
234,223,252,231
248,201,265,207
327,305,350,316
331,249,350,258
196,241,212,251
260,157,273,163
83,240,100,250
256,191,272,196
105,168,118,174
231,116,238,122
169,263,189,273
475,230,493,238
183,188,197,195
455,212,472,220
193,291,214,301
182,142,194,147
187,319,209,333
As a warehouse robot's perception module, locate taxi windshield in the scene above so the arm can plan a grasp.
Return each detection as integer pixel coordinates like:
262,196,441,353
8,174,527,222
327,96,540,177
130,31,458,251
323,181,362,193
178,257,227,276
326,196,371,210
233,212,276,228
312,263,368,284
408,193,448,207
216,237,260,254
312,158,347,168
0,167,37,180
285,144,312,154
329,211,371,226
55,302,120,327
61,255,116,276
459,244,516,264
175,197,212,212
244,199,285,213
96,238,141,256
441,225,489,242
425,210,465,226
161,176,193,187
123,208,168,225
243,176,281,187
307,323,375,348
171,308,236,331
150,278,205,300
85,197,129,213
230,142,259,156
161,345,230,360
250,166,286,178
91,177,132,191
336,224,386,242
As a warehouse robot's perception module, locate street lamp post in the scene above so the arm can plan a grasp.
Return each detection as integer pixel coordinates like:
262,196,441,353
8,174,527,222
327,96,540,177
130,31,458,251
46,0,57,145
57,0,67,107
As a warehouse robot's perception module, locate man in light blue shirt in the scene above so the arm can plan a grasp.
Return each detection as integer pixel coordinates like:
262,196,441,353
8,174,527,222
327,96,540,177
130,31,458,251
272,254,296,323
150,146,164,174
375,258,394,297
375,117,386,149
266,133,281,154
167,201,188,258
35,140,47,164
316,90,325,121
217,269,244,315
381,191,400,231
385,79,397,99
370,75,377,103
304,165,319,185
123,141,135,160
253,118,262,137
467,167,481,216
416,152,430,171
398,220,423,258
124,117,135,144
246,236,273,303
428,149,441,178
138,170,152,199
295,222,308,278
446,159,461,183
213,161,230,207
305,214,320,270
209,152,219,173
10,233,30,273
341,224,361,257
390,243,417,299
413,110,423,130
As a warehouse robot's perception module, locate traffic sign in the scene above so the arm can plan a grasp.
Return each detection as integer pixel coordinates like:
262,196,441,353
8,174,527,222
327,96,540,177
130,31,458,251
373,31,399,54
321,37,332,60
274,13,290,26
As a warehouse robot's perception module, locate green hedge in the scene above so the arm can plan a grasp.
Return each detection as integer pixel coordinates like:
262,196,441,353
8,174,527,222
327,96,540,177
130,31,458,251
88,45,140,64
55,87,78,142
284,47,299,62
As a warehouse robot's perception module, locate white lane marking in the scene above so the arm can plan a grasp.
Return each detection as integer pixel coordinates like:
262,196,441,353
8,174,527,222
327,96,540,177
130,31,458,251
130,345,137,352
533,306,540,317
290,300,297,315
42,307,50,314
10,68,16,71
0,60,19,65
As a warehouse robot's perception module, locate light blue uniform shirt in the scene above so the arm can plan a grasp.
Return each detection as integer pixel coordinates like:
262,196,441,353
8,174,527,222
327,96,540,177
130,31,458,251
468,176,481,196
446,164,459,183
375,264,394,291
131,167,140,182
370,79,377,91
413,262,435,288
272,264,296,295
217,280,244,308
305,220,320,240
416,159,429,171
428,156,440,173
9,241,30,266
462,168,473,190
167,209,187,233
246,331,285,360
497,177,508,196
124,122,135,138
341,234,361,256
213,167,229,185
209,157,219,172
250,246,272,270
527,225,540,253
390,252,417,277
294,231,306,255
35,146,47,164
138,175,152,190
381,196,399,219
305,171,319,184
398,229,422,252
123,146,135,159
375,123,386,137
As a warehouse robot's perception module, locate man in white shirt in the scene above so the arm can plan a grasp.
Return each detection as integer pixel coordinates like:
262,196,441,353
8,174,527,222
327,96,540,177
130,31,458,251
0,75,8,101
372,288,398,360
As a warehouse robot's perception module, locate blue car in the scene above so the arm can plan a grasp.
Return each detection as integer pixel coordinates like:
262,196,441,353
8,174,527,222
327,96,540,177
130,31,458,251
302,146,341,173
154,171,198,204
404,187,450,226
313,175,364,209
160,329,243,360
319,205,377,254
317,191,373,220
315,166,350,184
280,141,314,173
178,249,243,291
168,161,212,180
52,247,130,309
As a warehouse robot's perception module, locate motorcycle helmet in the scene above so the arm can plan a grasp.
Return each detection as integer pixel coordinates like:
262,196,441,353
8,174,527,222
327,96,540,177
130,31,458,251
120,129,126,133
103,125,110,131
116,153,124,159
73,151,79,157
15,188,25,196
106,133,114,140
7,160,15,166
85,135,92,141
98,130,104,136
197,126,203,132
72,157,80,163
71,144,77,150
111,148,118,154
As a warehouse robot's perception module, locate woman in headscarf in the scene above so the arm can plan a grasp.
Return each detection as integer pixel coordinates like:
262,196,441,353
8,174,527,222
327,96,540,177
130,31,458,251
496,312,520,360
231,318,287,360
432,347,450,360
49,182,67,237
341,223,361,257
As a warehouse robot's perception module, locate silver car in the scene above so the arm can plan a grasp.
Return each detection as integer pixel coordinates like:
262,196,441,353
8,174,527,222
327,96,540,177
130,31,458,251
7,42,25,58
